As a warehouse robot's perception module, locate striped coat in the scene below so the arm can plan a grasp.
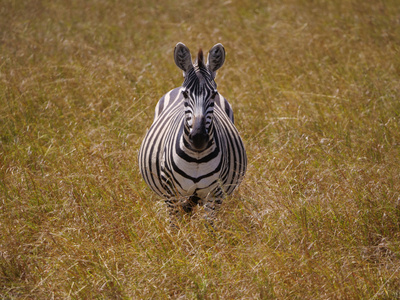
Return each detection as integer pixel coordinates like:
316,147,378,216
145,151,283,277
138,43,246,221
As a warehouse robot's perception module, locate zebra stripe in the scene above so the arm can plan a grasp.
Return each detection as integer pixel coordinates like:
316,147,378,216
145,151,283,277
138,42,246,221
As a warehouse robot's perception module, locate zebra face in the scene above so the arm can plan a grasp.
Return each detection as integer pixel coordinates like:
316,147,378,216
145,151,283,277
182,87,218,151
175,43,225,152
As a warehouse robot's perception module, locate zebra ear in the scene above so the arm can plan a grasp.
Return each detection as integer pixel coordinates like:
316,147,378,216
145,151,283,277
207,43,225,76
174,42,193,76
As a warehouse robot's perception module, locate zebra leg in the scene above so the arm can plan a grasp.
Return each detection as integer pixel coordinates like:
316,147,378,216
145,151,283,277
204,198,222,228
165,196,197,230
181,195,200,214
165,198,182,229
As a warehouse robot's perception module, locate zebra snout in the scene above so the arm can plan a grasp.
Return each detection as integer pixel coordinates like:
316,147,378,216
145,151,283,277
189,116,209,151
189,128,209,151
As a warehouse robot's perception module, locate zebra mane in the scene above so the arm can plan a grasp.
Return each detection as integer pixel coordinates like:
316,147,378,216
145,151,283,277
193,48,212,87
197,48,204,67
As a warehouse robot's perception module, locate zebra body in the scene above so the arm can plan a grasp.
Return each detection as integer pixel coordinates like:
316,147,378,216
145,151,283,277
138,43,246,221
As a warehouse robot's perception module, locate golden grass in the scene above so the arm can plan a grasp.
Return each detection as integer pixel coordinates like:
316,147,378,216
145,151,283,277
1,0,400,298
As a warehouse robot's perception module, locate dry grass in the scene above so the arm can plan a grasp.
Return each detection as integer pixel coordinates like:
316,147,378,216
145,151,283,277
1,0,400,298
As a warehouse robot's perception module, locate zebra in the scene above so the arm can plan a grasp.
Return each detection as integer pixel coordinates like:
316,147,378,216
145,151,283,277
138,42,247,226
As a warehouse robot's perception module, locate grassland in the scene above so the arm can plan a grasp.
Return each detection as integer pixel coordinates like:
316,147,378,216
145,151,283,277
1,0,400,298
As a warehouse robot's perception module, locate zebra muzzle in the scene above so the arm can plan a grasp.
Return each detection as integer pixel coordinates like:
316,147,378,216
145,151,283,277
189,116,209,151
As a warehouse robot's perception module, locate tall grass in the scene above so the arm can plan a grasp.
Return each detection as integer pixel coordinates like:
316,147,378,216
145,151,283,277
1,0,399,298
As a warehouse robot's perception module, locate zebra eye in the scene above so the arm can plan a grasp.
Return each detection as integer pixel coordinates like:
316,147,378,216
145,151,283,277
182,90,188,99
211,91,218,99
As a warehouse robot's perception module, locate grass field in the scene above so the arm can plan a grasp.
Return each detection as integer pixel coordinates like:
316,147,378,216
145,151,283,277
1,0,400,298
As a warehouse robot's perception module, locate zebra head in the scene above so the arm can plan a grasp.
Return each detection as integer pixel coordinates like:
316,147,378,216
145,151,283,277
174,42,226,152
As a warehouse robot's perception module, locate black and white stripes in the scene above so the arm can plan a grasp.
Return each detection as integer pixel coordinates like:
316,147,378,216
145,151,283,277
138,42,246,223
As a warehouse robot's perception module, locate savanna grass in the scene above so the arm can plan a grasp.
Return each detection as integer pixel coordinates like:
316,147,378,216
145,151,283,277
1,0,399,298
